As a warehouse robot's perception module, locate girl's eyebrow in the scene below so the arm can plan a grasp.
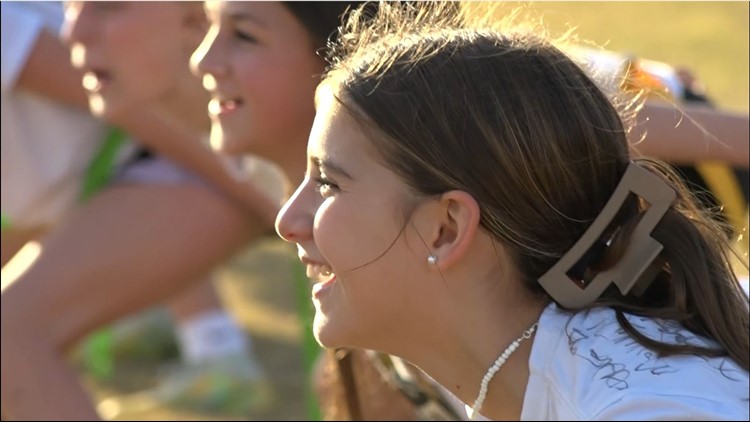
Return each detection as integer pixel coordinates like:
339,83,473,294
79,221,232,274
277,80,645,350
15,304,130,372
313,157,353,179
228,12,268,28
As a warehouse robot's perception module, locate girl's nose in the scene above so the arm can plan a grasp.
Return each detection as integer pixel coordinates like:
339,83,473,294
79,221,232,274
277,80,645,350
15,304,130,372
275,183,315,243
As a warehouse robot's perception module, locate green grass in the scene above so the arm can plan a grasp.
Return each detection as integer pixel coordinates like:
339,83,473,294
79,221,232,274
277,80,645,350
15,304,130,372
479,1,749,112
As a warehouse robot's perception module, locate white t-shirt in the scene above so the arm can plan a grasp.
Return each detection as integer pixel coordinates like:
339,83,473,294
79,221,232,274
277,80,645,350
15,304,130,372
517,303,749,421
1,1,106,228
437,301,749,421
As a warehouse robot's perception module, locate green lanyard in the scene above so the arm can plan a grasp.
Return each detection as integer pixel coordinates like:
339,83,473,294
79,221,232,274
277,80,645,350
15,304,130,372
80,127,127,202
0,213,9,232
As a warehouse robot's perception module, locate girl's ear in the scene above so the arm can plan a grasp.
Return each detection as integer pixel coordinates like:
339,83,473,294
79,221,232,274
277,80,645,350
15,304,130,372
426,190,481,271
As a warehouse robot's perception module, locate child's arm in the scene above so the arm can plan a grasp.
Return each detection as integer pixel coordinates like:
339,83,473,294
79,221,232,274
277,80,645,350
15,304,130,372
631,101,749,168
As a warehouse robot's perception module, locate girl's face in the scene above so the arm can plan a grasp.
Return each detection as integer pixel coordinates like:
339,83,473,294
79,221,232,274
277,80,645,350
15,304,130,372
276,86,432,350
191,1,324,162
63,1,201,119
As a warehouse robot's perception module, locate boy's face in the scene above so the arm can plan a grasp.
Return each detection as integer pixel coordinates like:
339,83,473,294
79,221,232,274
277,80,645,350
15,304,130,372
63,1,192,119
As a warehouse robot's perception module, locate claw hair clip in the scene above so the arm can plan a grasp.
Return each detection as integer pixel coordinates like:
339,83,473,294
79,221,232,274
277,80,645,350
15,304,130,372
539,162,677,308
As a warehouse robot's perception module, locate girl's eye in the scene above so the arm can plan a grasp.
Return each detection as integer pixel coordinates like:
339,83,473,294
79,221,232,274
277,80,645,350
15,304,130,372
234,29,258,43
314,177,339,198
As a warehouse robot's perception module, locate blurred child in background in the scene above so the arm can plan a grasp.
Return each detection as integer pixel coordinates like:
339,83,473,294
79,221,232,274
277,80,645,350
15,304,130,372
1,2,284,419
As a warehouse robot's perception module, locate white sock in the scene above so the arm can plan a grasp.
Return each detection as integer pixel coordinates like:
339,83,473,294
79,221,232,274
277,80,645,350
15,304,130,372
176,310,252,365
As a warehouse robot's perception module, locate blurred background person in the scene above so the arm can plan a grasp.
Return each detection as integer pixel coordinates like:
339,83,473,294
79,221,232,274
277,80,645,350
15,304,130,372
1,1,107,267
1,2,285,420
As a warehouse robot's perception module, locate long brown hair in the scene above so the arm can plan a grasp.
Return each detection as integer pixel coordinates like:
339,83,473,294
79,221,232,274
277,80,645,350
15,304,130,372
323,2,749,370
282,2,368,52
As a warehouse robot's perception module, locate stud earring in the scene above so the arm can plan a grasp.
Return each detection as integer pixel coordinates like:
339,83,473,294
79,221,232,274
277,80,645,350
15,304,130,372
427,255,438,265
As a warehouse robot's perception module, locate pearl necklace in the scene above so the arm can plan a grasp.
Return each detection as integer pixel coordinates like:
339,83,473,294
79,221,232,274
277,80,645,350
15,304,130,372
468,321,539,421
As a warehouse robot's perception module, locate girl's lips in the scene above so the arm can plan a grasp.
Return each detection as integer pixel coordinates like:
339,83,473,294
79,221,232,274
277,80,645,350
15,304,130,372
208,98,244,116
312,274,337,299
82,71,110,93
303,260,336,299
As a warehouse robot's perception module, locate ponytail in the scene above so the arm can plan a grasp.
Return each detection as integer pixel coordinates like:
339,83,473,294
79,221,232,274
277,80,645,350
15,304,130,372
596,158,749,371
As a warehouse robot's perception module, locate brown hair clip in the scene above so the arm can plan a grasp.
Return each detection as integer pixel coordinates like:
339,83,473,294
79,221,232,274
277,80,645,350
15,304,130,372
538,162,677,308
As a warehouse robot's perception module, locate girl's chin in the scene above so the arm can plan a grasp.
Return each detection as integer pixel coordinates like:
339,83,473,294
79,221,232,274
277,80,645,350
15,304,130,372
312,330,327,349
209,128,249,156
89,96,112,119
313,317,344,350
90,97,140,124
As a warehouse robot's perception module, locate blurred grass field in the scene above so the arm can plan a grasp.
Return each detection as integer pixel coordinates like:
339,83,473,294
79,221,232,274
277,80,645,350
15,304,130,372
82,2,749,421
522,1,749,112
